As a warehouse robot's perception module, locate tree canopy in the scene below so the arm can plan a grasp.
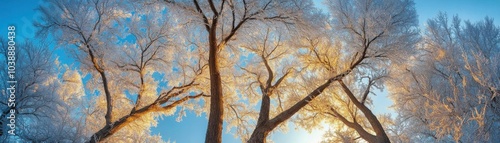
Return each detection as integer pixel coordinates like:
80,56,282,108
0,0,498,142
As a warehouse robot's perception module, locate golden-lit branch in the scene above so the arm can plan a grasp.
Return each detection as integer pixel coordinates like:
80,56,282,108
337,79,390,143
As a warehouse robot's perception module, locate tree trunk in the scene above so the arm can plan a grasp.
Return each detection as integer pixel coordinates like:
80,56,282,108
205,25,224,143
86,44,113,126
375,135,391,143
246,70,355,143
338,80,390,143
99,71,113,125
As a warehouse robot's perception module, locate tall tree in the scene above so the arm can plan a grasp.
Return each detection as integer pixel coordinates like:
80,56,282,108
388,14,500,142
292,0,419,142
36,0,208,142
161,0,314,142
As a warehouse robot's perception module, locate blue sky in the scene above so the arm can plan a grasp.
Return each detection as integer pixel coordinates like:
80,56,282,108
1,0,500,143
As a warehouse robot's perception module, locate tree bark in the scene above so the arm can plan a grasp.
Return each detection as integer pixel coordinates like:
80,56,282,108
99,71,113,126
87,93,205,143
248,128,270,143
256,95,271,128
205,19,224,143
338,80,390,143
329,108,378,143
246,80,332,143
86,44,113,126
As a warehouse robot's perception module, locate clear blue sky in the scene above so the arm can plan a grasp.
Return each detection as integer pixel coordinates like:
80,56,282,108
1,0,499,143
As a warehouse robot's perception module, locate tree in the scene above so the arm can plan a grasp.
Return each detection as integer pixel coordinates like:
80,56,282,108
225,0,419,142
160,0,315,142
226,1,418,142
227,27,302,142
388,13,500,142
0,38,88,142
36,0,208,142
290,0,419,142
13,0,500,142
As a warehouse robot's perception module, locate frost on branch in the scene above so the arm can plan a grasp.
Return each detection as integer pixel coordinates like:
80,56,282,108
388,14,500,142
